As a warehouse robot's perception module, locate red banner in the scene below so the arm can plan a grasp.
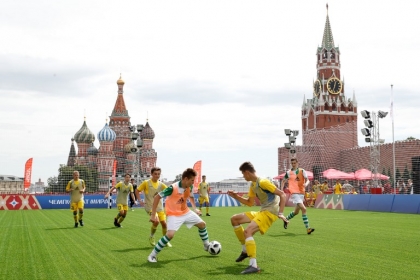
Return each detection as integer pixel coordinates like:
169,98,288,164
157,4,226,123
24,158,33,190
193,160,202,192
112,160,117,186
0,195,41,210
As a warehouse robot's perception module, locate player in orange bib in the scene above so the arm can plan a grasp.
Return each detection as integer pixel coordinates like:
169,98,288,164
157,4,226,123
281,158,315,235
147,168,210,263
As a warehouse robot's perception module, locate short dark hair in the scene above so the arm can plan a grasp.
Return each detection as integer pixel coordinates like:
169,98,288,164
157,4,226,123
202,175,206,178
182,168,197,179
151,167,161,174
125,173,131,177
291,158,298,163
239,162,255,173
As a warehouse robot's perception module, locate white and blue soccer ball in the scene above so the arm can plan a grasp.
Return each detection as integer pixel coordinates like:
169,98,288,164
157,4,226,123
208,241,222,255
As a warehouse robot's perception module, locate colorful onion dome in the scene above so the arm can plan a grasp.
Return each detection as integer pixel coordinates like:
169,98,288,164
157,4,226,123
140,121,155,140
87,143,98,156
74,119,95,144
97,122,116,142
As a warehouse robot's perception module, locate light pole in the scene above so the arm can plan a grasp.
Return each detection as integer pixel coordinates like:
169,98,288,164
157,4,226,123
360,110,388,190
129,124,147,185
284,129,299,169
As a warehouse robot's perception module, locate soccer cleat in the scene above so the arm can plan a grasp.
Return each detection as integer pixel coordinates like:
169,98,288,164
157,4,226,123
206,213,211,216
74,222,78,228
235,251,249,262
166,242,172,248
114,218,118,227
241,266,261,274
149,236,156,246
203,243,210,251
283,220,289,229
147,255,157,263
307,228,315,235
79,220,84,227
116,222,122,228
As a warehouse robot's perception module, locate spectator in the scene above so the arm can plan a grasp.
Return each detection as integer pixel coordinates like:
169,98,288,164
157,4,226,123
321,181,329,193
342,180,353,193
312,180,322,195
358,181,364,194
333,180,342,194
383,181,392,194
407,179,414,195
305,190,316,207
363,181,369,194
349,187,358,194
397,180,404,194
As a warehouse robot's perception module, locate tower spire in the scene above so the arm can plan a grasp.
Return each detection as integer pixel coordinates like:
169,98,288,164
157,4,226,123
322,5,335,50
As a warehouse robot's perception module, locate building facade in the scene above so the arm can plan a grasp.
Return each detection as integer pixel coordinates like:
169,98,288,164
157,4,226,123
278,8,420,192
67,76,157,191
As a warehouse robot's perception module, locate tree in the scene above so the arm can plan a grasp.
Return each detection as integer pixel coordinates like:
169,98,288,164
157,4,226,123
56,165,99,193
174,174,182,181
406,136,417,140
403,165,410,182
395,168,401,181
45,176,58,193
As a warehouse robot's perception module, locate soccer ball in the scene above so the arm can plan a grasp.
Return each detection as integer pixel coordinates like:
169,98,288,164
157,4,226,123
207,241,222,255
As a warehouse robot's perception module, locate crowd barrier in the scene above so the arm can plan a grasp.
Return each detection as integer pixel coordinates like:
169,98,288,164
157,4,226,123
315,194,420,214
0,193,244,210
2,193,419,214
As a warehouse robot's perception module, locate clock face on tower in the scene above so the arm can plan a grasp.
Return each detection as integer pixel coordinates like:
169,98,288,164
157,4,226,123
327,77,342,94
313,79,321,96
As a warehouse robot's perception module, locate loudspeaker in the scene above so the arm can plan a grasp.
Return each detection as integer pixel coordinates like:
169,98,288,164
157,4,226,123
411,156,420,194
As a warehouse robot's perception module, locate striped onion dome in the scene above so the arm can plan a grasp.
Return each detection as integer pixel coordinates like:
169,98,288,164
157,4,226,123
74,120,95,144
97,123,116,142
140,121,155,140
87,143,98,156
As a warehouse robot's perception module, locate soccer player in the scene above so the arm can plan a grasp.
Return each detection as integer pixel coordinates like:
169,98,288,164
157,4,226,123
227,161,288,274
105,173,137,227
135,167,171,247
281,158,315,235
147,168,210,263
129,178,137,211
334,180,342,194
65,171,86,228
197,175,211,216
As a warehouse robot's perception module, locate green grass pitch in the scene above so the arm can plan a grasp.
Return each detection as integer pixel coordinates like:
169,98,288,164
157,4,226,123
0,206,419,280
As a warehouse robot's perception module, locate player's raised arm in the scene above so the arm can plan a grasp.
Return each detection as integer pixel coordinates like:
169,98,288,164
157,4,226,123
227,190,254,206
105,187,116,198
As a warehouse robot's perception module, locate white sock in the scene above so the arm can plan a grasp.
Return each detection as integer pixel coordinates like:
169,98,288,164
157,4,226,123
249,258,257,268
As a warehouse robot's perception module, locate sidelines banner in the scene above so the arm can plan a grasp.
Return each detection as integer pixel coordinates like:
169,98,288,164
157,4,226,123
193,160,202,192
0,195,41,210
112,160,117,186
24,158,33,191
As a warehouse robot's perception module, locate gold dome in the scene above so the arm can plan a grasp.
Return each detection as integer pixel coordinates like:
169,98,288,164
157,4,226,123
117,74,125,85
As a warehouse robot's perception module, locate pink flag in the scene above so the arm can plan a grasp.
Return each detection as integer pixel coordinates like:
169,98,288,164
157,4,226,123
193,161,202,192
24,158,33,191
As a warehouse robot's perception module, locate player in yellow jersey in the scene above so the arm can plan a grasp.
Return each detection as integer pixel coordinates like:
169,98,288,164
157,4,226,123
334,180,343,194
197,175,211,216
105,173,137,228
66,171,86,228
135,167,171,247
228,162,288,274
281,158,315,235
